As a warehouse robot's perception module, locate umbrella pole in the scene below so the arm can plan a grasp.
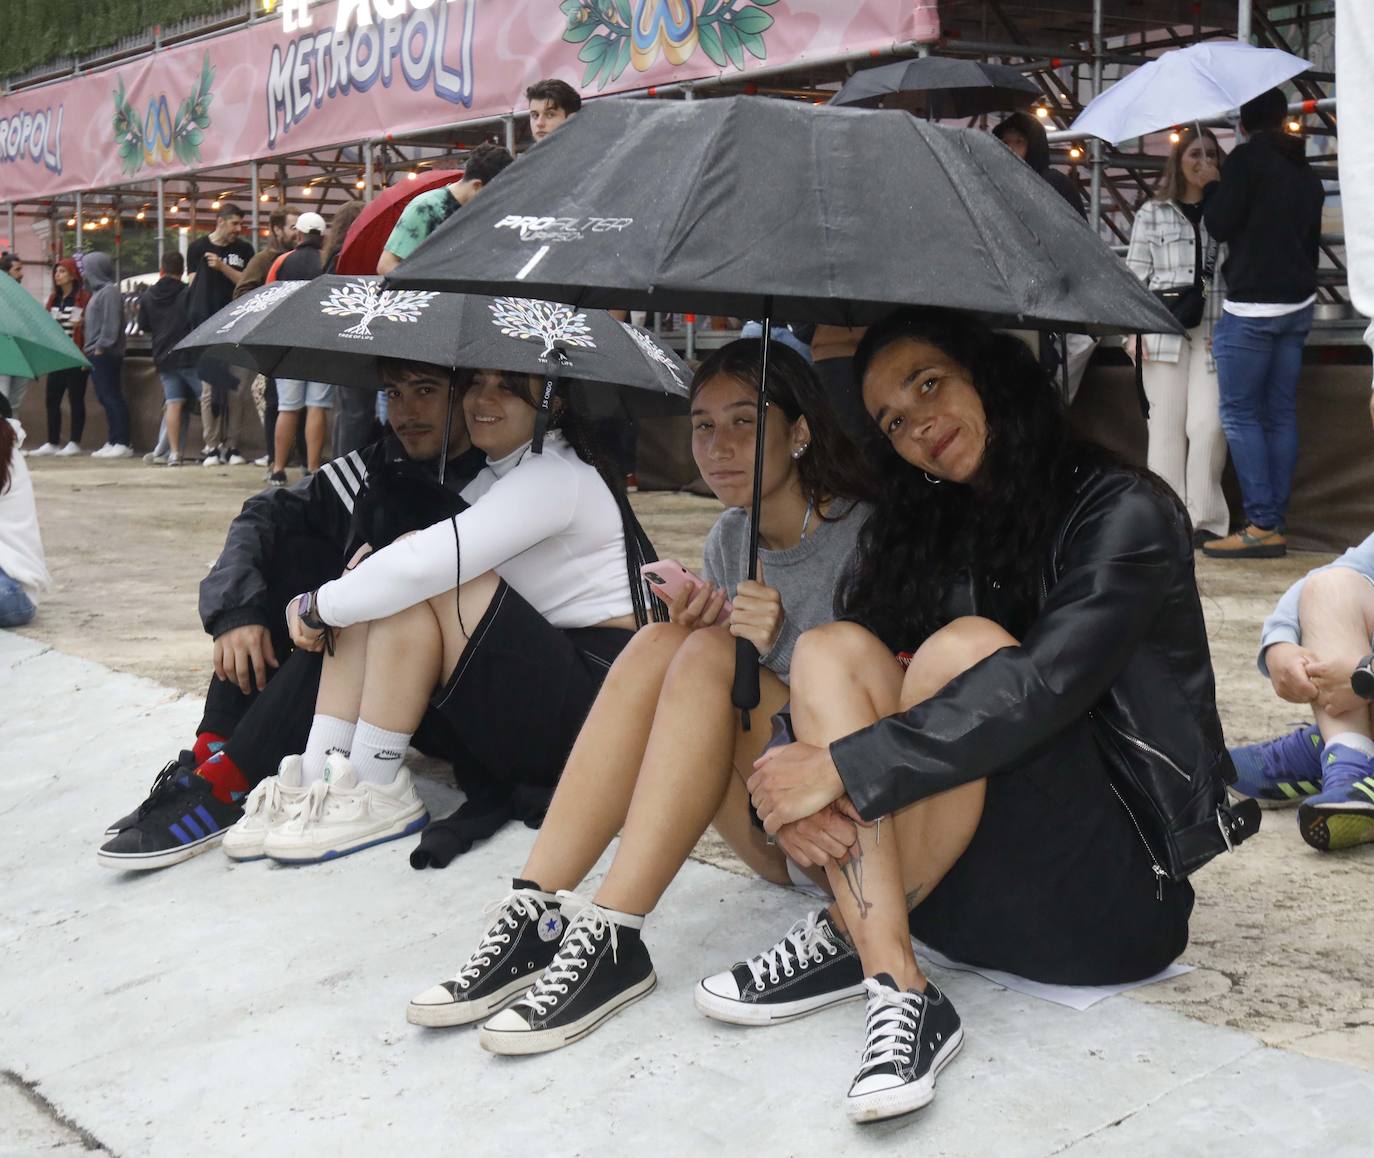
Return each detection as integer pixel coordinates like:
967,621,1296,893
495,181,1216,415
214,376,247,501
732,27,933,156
438,373,458,485
731,318,773,731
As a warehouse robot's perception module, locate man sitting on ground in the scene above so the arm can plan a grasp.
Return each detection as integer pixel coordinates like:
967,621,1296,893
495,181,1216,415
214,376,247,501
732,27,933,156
98,361,487,871
1230,530,1374,850
376,144,514,276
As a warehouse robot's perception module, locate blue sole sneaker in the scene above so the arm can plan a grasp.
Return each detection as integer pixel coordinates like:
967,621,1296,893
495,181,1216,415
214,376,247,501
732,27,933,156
1228,724,1324,808
1298,746,1374,852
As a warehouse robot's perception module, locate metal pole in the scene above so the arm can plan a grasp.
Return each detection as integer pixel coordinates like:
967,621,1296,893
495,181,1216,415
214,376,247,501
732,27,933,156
5,203,13,256
683,87,697,361
156,178,166,267
75,192,83,251
250,162,260,248
363,141,374,202
1089,0,1103,235
1238,0,1253,43
505,115,517,154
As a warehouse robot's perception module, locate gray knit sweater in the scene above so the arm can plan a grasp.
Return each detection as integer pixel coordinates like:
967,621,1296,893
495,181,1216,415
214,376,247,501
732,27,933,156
702,499,871,683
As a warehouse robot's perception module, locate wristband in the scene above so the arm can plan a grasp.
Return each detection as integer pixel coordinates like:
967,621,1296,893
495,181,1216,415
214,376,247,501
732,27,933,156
296,590,328,632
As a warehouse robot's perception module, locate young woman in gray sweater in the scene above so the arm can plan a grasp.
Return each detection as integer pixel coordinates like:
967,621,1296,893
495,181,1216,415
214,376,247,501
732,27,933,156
407,340,876,1050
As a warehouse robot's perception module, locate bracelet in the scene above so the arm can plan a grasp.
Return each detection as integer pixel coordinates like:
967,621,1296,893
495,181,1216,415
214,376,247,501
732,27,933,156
295,590,336,656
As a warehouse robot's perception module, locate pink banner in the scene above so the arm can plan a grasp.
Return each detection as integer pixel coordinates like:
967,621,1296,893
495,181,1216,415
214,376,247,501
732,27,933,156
0,1,939,203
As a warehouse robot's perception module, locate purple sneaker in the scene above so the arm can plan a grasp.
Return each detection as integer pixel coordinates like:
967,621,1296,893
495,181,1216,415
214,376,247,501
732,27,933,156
1298,745,1374,852
1229,724,1324,807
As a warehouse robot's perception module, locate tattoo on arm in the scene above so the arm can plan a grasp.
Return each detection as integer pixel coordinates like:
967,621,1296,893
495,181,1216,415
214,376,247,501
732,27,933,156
839,848,872,920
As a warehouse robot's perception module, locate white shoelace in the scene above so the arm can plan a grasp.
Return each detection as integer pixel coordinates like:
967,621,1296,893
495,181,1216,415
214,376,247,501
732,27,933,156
452,892,548,990
744,911,842,991
241,777,286,820
296,778,333,827
854,979,922,1079
517,899,619,1018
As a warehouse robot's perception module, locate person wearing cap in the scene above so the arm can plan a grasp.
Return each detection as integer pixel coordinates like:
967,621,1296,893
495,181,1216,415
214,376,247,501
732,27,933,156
268,211,334,484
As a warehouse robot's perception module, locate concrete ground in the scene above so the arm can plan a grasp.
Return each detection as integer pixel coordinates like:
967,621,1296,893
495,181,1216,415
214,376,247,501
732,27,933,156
4,455,1373,1156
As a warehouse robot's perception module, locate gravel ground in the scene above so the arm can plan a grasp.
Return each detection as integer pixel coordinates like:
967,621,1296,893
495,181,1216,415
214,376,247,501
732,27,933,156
16,454,1373,1069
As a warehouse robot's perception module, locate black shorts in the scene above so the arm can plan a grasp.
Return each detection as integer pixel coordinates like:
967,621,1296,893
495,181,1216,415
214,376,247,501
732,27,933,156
907,716,1194,986
430,580,632,788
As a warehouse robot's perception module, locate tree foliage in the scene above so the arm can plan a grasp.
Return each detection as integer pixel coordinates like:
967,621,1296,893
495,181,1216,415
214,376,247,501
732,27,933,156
1,1,243,82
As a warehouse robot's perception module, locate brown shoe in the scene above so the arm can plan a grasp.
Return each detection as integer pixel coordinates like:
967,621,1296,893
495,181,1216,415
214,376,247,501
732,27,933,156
1201,525,1287,559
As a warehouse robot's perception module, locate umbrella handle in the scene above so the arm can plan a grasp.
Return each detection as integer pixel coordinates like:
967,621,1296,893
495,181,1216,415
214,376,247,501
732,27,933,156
731,636,762,731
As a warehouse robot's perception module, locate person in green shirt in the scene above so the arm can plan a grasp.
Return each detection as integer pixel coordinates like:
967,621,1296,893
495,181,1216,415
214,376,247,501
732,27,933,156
376,144,513,275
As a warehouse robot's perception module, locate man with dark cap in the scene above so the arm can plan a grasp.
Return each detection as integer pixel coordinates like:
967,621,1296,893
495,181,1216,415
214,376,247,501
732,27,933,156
1201,87,1325,560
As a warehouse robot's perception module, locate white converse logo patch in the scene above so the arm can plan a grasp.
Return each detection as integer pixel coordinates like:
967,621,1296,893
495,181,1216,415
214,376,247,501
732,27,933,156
537,912,564,942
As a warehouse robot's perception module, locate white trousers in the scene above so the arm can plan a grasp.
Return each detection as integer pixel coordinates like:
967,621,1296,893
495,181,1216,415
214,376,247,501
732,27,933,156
1142,329,1229,537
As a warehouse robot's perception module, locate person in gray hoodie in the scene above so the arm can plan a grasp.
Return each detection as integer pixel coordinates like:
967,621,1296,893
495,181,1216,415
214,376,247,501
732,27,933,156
81,252,132,458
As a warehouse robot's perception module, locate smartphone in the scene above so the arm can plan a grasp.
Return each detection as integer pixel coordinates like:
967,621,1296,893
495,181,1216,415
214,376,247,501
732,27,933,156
640,560,732,615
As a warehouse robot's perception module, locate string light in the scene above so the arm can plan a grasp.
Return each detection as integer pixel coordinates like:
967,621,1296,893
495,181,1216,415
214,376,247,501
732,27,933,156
1287,118,1302,133
1068,145,1083,160
1169,129,1181,144
98,215,110,225
355,177,367,189
1035,105,1049,119
260,191,272,202
210,199,221,209
66,217,76,227
83,221,97,231
407,170,419,181
135,209,146,221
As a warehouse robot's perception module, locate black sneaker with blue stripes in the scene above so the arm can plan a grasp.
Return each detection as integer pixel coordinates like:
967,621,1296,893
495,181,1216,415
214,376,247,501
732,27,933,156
97,765,243,871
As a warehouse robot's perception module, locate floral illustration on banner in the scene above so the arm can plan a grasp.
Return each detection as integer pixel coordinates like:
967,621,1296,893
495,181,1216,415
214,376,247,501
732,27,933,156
489,298,596,357
621,323,684,387
322,281,439,340
113,53,215,176
215,282,307,333
561,0,778,91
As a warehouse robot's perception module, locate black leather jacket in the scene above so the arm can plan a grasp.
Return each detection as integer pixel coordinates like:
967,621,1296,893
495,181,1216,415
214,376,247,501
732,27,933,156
832,463,1232,831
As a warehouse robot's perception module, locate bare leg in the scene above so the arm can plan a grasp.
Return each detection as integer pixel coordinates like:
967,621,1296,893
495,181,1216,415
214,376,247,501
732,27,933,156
521,622,694,892
594,628,792,914
273,410,301,474
166,399,185,458
313,622,370,722
304,405,329,473
788,617,1013,989
1300,568,1374,742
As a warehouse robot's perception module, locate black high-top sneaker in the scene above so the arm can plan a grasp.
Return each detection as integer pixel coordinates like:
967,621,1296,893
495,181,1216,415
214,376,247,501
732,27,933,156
846,974,963,1124
695,909,866,1025
478,892,656,1055
407,882,565,1028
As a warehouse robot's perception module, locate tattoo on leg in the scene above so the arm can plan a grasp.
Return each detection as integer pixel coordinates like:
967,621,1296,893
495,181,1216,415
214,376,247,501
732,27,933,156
904,884,925,911
839,848,872,920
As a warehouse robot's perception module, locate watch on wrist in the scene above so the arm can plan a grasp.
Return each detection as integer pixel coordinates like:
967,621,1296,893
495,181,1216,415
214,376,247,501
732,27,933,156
1352,653,1374,701
296,589,327,632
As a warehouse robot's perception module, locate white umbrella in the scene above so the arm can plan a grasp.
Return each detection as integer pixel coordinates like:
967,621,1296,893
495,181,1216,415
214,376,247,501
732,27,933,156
1070,41,1311,145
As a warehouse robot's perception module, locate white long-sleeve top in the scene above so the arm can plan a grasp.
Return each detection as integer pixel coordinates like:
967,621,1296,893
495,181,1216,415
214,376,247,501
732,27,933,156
0,420,52,604
314,431,631,629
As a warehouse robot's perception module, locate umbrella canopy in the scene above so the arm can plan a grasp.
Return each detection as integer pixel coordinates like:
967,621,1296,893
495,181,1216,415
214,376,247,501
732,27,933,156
176,276,690,397
0,273,90,378
1070,42,1311,146
388,96,1178,338
333,169,462,276
830,57,1041,120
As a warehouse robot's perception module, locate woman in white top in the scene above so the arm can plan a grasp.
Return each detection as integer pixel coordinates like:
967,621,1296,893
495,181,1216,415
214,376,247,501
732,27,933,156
403,340,877,1056
0,414,52,626
1125,126,1229,545
224,361,657,865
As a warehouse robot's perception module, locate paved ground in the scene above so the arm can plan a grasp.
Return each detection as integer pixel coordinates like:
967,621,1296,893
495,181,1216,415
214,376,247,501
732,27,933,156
4,454,1373,1155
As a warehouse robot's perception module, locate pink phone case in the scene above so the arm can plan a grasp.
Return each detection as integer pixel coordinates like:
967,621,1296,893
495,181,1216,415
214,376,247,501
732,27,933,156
640,560,733,615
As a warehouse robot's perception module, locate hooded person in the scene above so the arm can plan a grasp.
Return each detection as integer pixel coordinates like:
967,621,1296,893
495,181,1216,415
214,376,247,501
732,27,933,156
137,250,200,464
993,112,1087,219
29,259,92,457
80,252,133,457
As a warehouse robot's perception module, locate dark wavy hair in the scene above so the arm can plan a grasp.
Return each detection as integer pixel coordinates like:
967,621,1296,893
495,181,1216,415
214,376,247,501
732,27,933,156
690,339,878,512
839,308,1075,649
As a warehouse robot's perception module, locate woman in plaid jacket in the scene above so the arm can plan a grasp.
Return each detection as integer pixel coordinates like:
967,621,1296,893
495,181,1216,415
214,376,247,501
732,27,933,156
1126,127,1229,545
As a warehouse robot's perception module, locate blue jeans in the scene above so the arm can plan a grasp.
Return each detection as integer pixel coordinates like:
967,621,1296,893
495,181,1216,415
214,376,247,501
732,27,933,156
1212,306,1313,532
0,566,35,627
90,353,131,447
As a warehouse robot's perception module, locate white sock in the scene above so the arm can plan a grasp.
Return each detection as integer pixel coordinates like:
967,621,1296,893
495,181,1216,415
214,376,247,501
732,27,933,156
302,715,356,784
1324,732,1374,759
350,720,411,785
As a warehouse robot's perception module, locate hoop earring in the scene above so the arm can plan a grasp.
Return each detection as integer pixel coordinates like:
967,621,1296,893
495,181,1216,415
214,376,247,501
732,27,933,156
923,471,943,485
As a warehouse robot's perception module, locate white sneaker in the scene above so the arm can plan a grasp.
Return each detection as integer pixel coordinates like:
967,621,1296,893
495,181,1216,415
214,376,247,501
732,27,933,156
27,442,59,457
56,441,82,456
225,450,247,466
143,450,169,465
263,754,428,864
222,756,309,862
166,454,183,467
107,444,134,459
253,455,270,467
91,443,114,457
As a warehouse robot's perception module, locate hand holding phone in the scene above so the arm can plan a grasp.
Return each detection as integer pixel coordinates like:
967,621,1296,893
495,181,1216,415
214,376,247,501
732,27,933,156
640,560,731,626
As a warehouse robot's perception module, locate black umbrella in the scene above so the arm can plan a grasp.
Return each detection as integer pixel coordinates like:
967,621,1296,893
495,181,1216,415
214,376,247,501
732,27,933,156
829,57,1042,119
178,276,690,474
388,97,1181,721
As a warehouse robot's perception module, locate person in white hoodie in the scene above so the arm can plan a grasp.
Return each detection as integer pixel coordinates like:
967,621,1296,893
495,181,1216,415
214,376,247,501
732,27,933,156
0,408,52,626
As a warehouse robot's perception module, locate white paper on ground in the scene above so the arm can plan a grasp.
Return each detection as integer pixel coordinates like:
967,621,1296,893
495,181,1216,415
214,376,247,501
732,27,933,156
914,940,1193,1011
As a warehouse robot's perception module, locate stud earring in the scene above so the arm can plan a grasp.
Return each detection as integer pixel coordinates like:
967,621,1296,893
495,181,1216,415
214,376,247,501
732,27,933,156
791,443,810,460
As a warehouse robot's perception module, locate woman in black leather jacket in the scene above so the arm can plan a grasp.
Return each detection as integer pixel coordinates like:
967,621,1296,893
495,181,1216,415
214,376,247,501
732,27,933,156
703,308,1229,1125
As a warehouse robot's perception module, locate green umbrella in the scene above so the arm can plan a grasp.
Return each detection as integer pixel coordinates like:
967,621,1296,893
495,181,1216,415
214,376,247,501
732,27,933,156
0,272,90,377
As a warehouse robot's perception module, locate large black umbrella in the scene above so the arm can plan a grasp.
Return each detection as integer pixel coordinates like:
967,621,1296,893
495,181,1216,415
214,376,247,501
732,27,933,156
830,57,1042,119
178,277,689,474
388,97,1180,720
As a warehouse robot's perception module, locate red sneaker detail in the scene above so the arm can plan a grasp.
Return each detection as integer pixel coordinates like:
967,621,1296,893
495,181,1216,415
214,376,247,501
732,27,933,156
196,751,249,805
